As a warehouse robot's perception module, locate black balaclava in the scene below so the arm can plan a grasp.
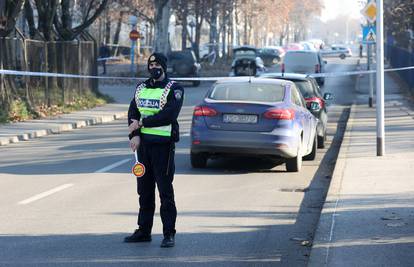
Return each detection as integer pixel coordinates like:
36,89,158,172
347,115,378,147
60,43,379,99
148,52,167,80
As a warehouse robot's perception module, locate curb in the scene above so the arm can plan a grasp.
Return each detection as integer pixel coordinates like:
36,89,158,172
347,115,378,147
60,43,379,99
0,111,127,146
308,74,360,266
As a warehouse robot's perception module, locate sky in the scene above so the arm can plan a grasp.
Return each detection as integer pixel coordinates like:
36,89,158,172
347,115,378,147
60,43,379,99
320,0,363,22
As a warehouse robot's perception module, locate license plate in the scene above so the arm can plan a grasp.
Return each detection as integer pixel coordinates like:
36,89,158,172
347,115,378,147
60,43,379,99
223,114,258,124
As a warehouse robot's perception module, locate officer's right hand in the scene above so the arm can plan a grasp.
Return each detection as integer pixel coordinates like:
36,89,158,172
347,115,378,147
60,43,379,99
129,119,139,133
130,136,140,151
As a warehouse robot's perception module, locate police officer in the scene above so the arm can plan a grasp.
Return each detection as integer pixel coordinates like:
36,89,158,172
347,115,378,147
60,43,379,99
125,52,184,248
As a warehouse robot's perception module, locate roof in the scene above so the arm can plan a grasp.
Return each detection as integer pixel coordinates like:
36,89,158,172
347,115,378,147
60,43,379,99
259,72,308,80
214,77,294,86
233,45,257,52
285,50,319,54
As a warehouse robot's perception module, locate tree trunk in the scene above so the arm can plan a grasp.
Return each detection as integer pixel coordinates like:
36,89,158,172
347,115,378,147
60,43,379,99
180,2,188,50
220,7,226,60
193,0,204,60
154,0,171,55
244,15,248,45
209,0,218,55
24,0,38,39
150,23,154,47
61,0,72,29
0,0,24,37
113,11,124,45
35,0,58,41
105,11,111,44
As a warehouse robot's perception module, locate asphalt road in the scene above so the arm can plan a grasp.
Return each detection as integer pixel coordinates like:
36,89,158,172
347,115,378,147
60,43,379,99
0,57,358,266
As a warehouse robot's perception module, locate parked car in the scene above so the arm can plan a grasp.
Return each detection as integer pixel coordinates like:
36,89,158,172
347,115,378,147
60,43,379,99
230,46,266,76
300,41,317,51
259,73,333,148
258,46,285,66
190,77,318,172
167,50,201,86
320,45,352,59
281,50,327,86
283,43,304,51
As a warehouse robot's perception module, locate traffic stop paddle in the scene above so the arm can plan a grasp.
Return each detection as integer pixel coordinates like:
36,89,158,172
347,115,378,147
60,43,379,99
132,150,145,177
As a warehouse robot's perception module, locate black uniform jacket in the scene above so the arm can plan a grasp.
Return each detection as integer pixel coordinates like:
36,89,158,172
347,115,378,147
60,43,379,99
128,77,184,144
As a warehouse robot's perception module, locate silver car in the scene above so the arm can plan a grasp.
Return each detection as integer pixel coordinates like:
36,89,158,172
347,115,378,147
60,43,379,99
190,78,319,172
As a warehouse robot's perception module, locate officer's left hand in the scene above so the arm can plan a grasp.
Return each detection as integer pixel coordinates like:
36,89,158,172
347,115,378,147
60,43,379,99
130,136,140,151
129,119,140,133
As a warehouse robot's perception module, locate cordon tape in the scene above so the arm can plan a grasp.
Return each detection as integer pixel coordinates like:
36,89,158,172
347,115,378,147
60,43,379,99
1,66,414,81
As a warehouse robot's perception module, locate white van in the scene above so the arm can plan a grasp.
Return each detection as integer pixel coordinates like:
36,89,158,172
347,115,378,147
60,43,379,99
281,50,326,85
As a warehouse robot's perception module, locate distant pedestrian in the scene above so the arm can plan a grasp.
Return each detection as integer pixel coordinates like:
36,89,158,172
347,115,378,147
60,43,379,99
99,43,110,75
125,52,184,248
359,44,363,58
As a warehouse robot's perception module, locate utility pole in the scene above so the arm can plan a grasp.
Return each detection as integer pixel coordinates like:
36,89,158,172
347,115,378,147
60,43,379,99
376,0,385,156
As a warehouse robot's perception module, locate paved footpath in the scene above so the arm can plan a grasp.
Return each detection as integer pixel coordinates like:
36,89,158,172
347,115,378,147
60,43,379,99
309,67,414,266
0,103,127,146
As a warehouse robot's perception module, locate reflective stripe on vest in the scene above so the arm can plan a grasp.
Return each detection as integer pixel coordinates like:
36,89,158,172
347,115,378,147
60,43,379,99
135,81,174,137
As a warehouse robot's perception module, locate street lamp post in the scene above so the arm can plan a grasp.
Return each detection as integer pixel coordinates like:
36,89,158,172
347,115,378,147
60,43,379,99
129,15,138,74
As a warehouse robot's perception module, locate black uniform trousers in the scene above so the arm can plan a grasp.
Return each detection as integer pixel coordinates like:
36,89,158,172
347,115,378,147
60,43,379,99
136,140,176,236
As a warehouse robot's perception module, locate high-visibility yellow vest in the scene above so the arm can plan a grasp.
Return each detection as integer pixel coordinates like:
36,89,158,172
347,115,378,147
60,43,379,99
134,81,174,137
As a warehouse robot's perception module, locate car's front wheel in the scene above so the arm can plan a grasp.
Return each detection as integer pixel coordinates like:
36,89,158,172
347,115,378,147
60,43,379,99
190,152,208,168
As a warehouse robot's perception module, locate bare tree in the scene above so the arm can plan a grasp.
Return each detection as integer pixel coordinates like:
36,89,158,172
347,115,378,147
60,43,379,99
54,0,108,40
385,0,414,48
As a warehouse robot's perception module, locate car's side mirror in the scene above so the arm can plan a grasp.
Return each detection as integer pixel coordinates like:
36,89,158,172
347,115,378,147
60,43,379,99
309,101,321,112
323,92,334,101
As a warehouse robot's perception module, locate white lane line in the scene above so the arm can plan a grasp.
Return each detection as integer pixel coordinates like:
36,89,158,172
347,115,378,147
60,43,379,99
94,158,131,173
18,184,74,205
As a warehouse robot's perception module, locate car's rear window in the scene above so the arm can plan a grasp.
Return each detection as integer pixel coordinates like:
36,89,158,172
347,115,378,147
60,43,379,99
284,52,318,66
209,83,285,102
294,80,315,98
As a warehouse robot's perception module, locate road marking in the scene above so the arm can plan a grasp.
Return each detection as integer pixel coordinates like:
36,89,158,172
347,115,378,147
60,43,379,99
94,158,131,173
18,184,74,205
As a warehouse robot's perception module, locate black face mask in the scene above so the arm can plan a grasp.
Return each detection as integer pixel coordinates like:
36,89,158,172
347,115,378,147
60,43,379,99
149,68,163,80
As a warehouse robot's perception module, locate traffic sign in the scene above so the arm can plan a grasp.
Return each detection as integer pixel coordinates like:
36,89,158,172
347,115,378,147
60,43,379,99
362,25,376,44
361,1,377,24
129,30,140,41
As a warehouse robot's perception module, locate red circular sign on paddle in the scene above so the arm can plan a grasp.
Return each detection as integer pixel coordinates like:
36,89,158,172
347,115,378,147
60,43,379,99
129,30,140,41
132,162,145,177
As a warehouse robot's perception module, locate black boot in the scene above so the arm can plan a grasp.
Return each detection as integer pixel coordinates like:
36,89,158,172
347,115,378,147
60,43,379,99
160,234,175,248
124,229,151,243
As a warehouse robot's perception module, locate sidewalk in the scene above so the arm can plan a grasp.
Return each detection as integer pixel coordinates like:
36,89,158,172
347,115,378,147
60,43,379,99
0,103,127,146
309,66,414,265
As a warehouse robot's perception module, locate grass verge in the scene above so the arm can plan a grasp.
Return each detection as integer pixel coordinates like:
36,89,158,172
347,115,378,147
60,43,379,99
0,93,114,123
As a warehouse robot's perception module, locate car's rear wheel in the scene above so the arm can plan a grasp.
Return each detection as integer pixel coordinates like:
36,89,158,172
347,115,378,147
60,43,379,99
191,152,208,168
340,54,346,60
286,139,302,172
304,134,317,161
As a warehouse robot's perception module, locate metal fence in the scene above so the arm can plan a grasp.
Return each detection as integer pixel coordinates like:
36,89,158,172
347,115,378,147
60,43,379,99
0,37,98,110
385,44,414,90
